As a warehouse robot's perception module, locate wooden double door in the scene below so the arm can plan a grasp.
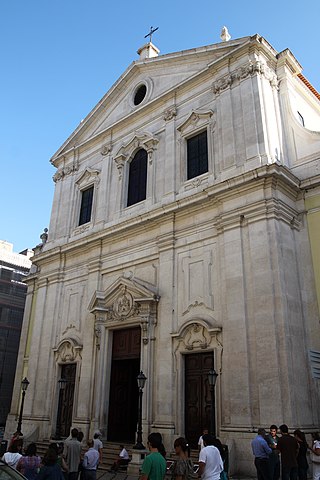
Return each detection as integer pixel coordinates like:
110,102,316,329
185,352,214,448
56,363,76,437
108,328,141,442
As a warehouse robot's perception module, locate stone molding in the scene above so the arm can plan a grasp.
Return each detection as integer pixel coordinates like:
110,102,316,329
113,132,159,180
114,132,159,179
212,60,278,96
75,167,101,189
172,319,222,353
53,337,83,363
177,109,214,135
89,276,160,346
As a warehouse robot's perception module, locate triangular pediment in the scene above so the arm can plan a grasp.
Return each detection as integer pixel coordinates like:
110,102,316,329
51,36,252,164
88,275,159,319
75,168,100,187
177,109,214,134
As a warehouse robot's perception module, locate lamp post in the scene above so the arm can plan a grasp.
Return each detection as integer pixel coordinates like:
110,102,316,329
55,378,67,439
133,371,147,449
17,377,29,434
207,369,218,438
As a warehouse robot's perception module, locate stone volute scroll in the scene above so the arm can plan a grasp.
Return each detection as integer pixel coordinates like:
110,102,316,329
113,132,159,179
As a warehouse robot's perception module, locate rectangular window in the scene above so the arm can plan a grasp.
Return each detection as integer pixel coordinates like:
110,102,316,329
187,131,208,180
79,186,94,226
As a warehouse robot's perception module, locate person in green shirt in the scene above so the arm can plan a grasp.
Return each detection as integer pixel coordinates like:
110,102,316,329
140,433,167,480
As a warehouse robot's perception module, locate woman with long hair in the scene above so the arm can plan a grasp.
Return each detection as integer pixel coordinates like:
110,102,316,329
172,437,194,480
17,443,41,480
294,430,308,480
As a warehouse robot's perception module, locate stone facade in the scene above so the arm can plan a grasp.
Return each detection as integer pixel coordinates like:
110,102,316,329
6,34,320,475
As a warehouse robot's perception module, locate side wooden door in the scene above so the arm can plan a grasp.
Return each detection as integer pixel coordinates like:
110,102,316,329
185,352,214,447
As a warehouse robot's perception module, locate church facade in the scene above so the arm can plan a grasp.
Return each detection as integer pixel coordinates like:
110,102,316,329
6,32,320,474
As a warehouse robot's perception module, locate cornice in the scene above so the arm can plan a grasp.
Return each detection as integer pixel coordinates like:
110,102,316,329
32,164,303,265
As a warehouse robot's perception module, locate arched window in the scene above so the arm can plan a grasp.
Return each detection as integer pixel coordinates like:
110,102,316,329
127,149,148,207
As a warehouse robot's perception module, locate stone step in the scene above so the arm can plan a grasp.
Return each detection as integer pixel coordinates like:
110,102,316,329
34,440,199,471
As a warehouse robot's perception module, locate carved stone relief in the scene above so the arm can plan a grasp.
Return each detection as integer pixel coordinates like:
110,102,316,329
89,276,160,346
54,339,83,363
172,320,222,354
212,60,279,96
163,106,177,121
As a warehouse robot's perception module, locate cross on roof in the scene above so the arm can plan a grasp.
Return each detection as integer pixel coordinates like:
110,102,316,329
144,26,159,44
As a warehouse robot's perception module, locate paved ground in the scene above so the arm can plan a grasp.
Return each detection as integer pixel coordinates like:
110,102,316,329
96,471,254,480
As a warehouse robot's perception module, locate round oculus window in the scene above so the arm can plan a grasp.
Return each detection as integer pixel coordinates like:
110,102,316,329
134,84,147,105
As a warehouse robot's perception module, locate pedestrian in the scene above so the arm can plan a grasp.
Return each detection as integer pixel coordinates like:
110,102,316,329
1,439,23,469
266,425,280,480
110,445,130,472
308,432,320,480
277,424,299,480
92,432,103,464
198,433,224,480
63,428,81,480
251,429,272,480
140,432,167,480
37,448,64,480
293,430,308,480
17,443,41,480
48,443,68,479
82,440,99,480
172,437,195,480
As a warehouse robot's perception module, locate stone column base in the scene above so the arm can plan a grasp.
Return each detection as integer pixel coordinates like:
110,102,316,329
127,449,148,475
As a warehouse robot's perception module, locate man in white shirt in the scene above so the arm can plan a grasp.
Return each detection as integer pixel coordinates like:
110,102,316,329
198,434,224,480
93,432,103,464
110,445,130,471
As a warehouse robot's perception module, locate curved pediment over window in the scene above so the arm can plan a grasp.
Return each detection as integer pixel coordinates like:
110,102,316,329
53,337,83,363
114,132,159,179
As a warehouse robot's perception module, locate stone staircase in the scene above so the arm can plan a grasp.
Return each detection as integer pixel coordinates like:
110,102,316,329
35,440,199,472
35,440,135,471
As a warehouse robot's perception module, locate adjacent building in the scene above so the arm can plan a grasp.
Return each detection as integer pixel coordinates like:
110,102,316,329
6,31,320,474
0,241,32,428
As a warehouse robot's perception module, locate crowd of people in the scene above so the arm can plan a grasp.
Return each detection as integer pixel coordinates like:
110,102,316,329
1,428,102,480
2,425,320,480
251,425,320,480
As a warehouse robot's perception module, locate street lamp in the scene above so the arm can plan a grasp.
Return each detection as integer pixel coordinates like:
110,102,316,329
133,371,147,449
17,377,29,434
55,378,67,439
207,369,218,438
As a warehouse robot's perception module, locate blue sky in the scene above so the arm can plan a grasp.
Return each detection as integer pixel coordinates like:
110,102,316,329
1,0,319,253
